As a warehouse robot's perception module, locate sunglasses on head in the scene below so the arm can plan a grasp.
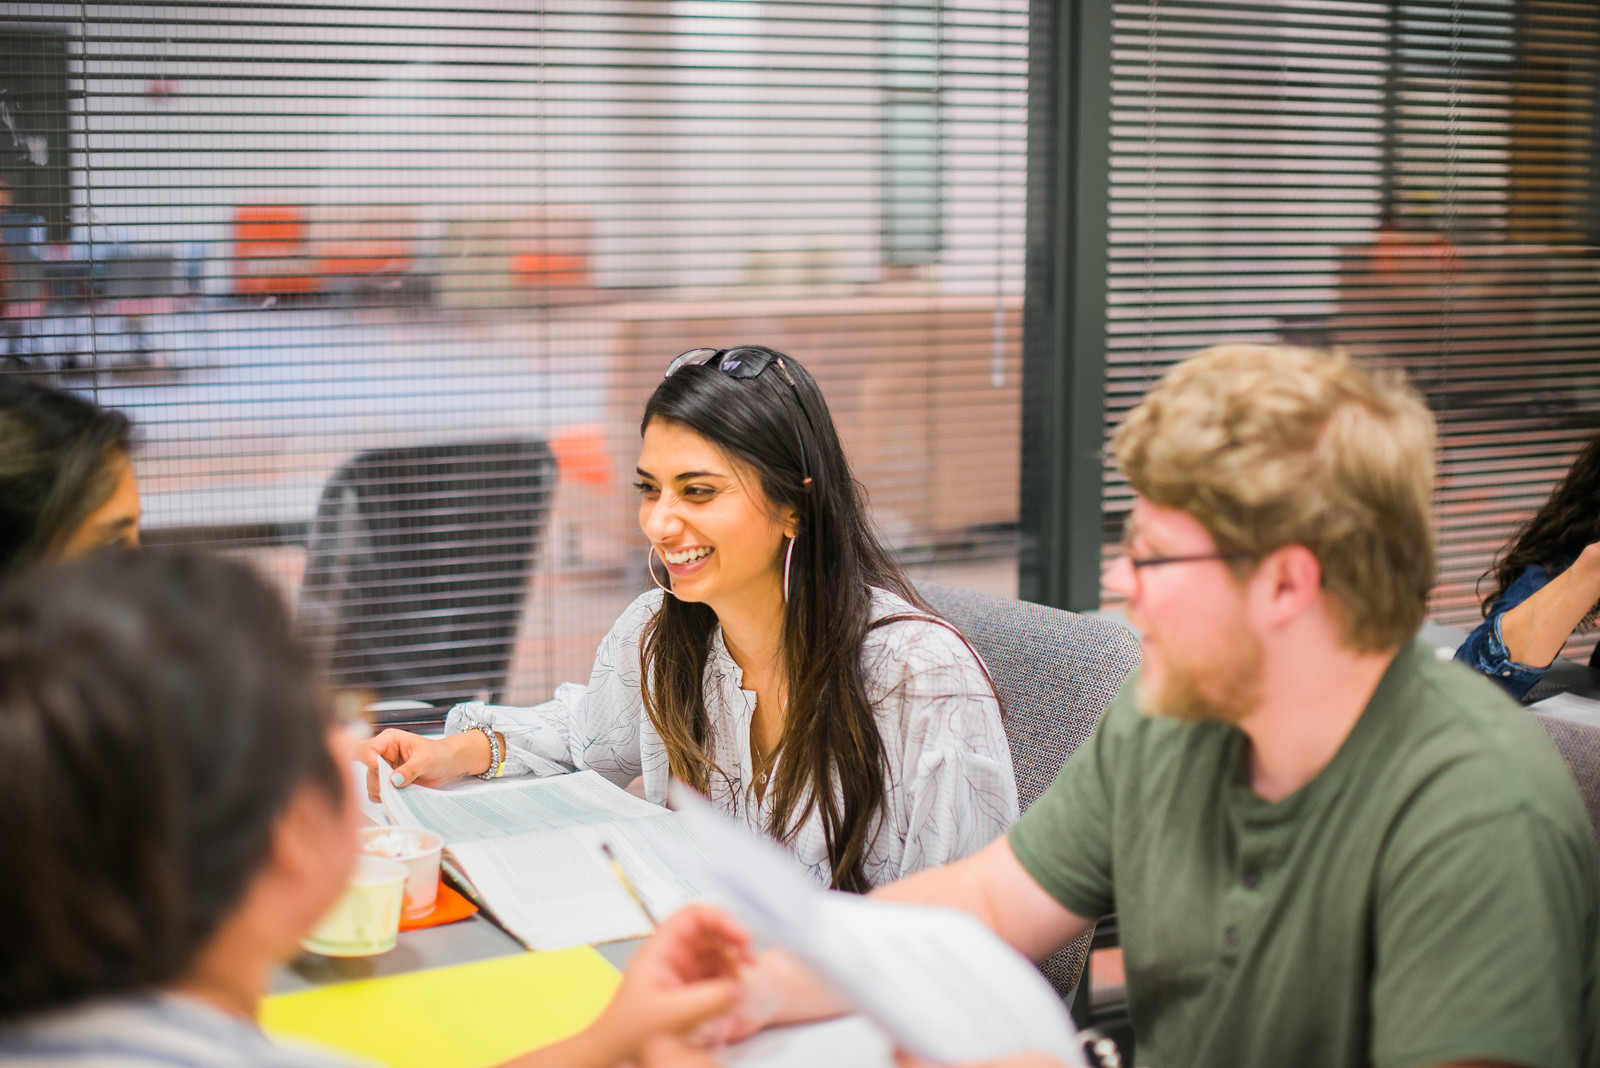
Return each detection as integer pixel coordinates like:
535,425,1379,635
663,346,813,487
664,346,799,387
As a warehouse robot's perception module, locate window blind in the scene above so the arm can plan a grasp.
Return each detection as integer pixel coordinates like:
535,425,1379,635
0,1,1029,714
1104,0,1600,659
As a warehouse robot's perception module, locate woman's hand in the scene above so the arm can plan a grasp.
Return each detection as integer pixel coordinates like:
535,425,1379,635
586,903,753,1063
356,728,490,801
893,1051,1068,1068
711,946,848,1045
637,1035,722,1068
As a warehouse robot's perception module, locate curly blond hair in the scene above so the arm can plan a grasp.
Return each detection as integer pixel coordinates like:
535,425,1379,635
1114,344,1436,651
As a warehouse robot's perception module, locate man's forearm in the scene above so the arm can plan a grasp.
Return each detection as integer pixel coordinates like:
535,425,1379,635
872,853,1001,917
741,853,1021,1030
873,840,1092,963
744,837,1091,1034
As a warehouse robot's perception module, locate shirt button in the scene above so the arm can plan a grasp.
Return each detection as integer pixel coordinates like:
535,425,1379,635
1242,871,1261,890
1224,925,1239,948
1501,670,1512,676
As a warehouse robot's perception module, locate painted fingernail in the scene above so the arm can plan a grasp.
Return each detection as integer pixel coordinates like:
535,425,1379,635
390,772,405,787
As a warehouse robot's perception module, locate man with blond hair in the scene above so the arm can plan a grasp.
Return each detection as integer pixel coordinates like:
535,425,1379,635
750,344,1600,1067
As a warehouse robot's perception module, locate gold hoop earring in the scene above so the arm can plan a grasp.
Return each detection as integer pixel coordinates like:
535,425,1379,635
646,544,673,596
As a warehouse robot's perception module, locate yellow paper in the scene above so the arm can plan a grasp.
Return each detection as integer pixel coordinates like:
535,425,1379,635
262,948,621,1068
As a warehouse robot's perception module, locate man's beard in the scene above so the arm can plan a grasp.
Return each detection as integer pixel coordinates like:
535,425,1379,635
1139,633,1263,726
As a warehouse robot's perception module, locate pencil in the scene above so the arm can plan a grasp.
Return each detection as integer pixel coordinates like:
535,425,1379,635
600,841,660,929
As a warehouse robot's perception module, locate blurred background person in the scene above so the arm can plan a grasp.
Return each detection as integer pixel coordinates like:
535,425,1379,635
0,550,748,1068
0,377,138,578
1457,431,1600,699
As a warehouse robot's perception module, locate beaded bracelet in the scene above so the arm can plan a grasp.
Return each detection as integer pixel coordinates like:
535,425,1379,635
465,721,502,781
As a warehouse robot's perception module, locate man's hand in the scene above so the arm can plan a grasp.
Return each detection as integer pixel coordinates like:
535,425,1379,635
356,728,488,801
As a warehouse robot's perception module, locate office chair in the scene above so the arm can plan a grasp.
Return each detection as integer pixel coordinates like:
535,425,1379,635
299,438,556,724
918,583,1141,1005
1532,706,1600,861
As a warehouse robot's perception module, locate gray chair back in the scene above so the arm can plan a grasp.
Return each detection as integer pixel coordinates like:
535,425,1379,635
300,438,555,718
919,582,1141,997
1531,707,1600,860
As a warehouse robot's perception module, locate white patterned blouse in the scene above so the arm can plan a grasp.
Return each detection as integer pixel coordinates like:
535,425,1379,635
443,587,1018,887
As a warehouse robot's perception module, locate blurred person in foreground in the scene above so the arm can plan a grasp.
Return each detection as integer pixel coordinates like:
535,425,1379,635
0,377,139,577
745,345,1600,1067
1457,430,1600,699
0,550,747,1068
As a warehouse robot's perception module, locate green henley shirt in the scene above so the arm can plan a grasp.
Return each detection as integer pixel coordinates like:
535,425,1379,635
1009,638,1600,1068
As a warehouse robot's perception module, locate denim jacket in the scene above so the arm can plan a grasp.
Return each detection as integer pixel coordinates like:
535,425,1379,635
1455,556,1599,699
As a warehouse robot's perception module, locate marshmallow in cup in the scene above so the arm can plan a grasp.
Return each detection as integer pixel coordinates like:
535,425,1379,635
360,825,444,919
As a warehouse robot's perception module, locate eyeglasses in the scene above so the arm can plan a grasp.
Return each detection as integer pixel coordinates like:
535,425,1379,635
1113,547,1253,596
665,346,799,388
664,346,813,486
1125,550,1252,572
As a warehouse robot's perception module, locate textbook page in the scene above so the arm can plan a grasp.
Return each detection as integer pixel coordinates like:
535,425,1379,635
670,785,1087,1067
379,764,663,842
450,812,712,949
373,760,714,949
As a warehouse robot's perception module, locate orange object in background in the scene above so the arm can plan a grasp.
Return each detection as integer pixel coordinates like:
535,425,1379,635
232,205,316,296
1369,227,1458,277
550,425,613,488
512,251,588,290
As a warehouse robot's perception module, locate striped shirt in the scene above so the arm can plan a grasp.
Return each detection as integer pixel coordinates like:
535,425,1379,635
445,587,1019,887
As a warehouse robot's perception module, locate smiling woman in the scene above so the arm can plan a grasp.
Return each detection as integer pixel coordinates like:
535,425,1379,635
0,379,139,578
361,346,1018,891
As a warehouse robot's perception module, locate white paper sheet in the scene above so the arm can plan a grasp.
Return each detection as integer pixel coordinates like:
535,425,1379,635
668,784,1087,1067
449,813,711,948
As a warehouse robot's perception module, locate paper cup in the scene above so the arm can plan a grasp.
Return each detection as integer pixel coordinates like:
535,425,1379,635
301,855,407,957
360,826,444,919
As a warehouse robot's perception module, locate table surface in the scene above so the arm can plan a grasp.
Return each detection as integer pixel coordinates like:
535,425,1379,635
272,908,640,995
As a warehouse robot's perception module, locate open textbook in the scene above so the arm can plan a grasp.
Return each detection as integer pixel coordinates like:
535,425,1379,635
371,762,710,950
668,785,1089,1068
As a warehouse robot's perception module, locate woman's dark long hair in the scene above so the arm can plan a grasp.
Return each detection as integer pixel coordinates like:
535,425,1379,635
1482,431,1600,624
0,378,132,578
638,348,931,892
